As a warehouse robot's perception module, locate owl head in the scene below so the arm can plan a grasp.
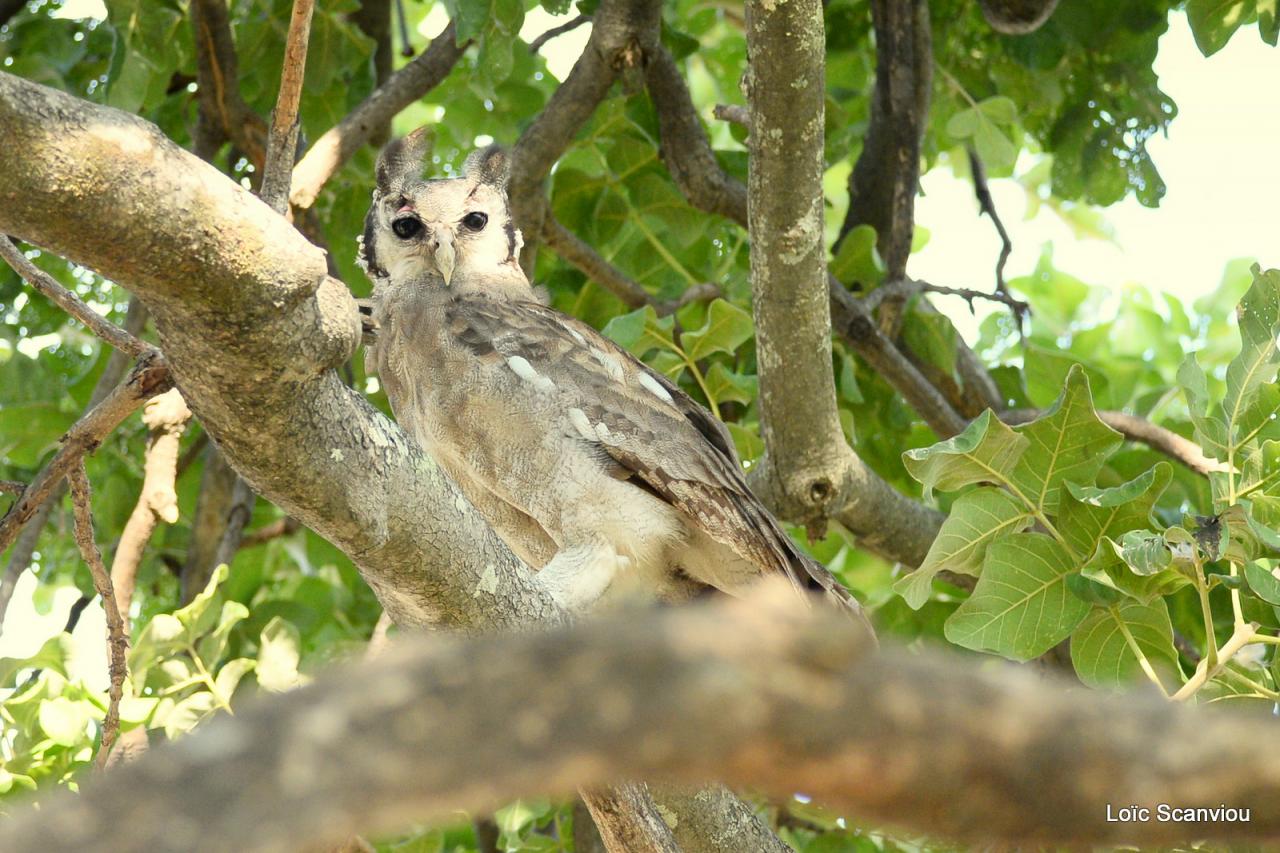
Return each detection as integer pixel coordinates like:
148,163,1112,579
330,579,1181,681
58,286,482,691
359,127,523,288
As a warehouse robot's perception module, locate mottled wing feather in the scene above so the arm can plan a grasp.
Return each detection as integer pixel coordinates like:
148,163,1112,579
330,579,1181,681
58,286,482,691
444,296,863,617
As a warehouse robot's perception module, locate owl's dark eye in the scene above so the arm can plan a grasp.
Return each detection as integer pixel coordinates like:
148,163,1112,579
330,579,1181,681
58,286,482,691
391,217,422,239
462,211,489,231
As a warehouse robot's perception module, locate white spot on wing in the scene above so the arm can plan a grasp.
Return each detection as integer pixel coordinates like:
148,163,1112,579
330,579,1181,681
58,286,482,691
569,408,597,442
567,326,587,346
591,348,625,381
638,372,673,403
506,355,556,392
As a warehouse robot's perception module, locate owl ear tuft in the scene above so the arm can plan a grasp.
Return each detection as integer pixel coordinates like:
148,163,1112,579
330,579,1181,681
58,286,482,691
463,144,510,191
375,125,435,193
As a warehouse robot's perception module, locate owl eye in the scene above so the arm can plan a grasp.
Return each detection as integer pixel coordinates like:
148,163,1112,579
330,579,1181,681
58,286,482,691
391,217,422,239
461,211,489,231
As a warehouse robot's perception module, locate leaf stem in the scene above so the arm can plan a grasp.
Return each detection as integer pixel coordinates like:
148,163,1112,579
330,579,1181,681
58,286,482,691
1171,621,1257,702
1190,549,1219,671
1111,607,1169,698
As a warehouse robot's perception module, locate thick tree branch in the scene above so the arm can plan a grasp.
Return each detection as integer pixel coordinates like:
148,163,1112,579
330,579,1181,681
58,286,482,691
0,71,559,631
110,388,192,622
67,461,128,771
290,23,468,209
4,589,1280,850
0,236,150,358
0,351,173,555
743,0,853,531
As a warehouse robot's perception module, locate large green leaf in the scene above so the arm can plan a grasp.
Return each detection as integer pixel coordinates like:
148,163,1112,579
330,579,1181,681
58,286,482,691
943,534,1090,661
1079,542,1191,605
1008,364,1122,515
894,488,1032,610
1058,463,1172,560
1187,0,1254,56
682,299,754,362
1223,267,1280,446
1070,600,1180,691
902,410,1029,499
1178,355,1229,461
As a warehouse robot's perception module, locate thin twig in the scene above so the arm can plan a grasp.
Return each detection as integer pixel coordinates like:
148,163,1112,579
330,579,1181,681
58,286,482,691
0,480,24,496
68,461,128,771
393,0,413,57
1000,409,1229,477
259,0,316,213
862,276,1029,317
0,236,150,358
529,13,590,52
0,351,172,554
966,147,1014,299
712,103,749,129
238,515,302,548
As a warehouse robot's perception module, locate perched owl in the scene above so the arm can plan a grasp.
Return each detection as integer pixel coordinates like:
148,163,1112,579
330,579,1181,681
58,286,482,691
360,127,869,627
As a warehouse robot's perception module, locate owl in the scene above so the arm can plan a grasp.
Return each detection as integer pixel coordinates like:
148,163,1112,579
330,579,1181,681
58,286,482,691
360,127,869,628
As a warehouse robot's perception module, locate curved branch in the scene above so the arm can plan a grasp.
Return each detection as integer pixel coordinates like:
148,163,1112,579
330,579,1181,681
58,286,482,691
290,23,468,209
528,13,591,53
4,589,1280,851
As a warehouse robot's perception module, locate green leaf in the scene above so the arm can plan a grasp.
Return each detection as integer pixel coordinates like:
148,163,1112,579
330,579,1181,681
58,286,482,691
257,617,303,692
1224,267,1280,445
945,107,978,139
944,534,1089,661
978,95,1019,125
1244,561,1280,605
1187,0,1254,56
973,121,1018,174
1008,364,1122,515
1261,0,1279,43
128,613,186,679
1070,600,1180,691
1080,543,1190,604
682,299,754,362
702,363,757,407
601,305,675,359
1113,530,1174,576
0,768,36,795
1066,572,1124,606
894,488,1032,610
830,225,881,285
214,658,257,701
0,634,71,687
197,601,251,666
174,563,230,642
902,410,1029,499
163,691,217,739
1059,463,1172,560
39,697,91,747
901,305,958,380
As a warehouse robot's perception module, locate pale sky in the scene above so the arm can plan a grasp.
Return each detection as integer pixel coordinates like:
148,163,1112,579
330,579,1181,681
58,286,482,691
913,13,1280,335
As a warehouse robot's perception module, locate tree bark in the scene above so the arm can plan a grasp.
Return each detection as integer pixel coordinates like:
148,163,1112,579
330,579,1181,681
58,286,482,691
3,588,1279,851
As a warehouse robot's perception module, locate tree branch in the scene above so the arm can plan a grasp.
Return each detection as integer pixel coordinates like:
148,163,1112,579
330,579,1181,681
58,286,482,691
743,0,853,532
109,388,192,622
509,0,661,267
1001,409,1229,477
528,13,591,53
290,23,468,209
0,351,172,555
259,0,316,212
4,588,1280,850
67,461,128,771
238,515,302,548
190,0,267,167
0,236,150,358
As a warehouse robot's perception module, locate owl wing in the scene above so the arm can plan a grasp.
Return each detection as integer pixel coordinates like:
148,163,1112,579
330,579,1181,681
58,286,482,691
444,296,866,620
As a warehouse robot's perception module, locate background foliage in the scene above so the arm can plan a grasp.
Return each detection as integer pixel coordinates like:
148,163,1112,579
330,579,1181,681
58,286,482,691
2,0,1278,849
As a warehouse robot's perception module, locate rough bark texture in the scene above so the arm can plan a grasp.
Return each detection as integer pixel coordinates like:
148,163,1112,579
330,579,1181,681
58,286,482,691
742,0,868,536
3,589,1279,851
580,783,681,853
0,71,560,632
652,785,790,853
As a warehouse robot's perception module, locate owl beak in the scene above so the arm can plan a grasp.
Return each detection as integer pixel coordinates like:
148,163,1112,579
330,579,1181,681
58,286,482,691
431,229,456,287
